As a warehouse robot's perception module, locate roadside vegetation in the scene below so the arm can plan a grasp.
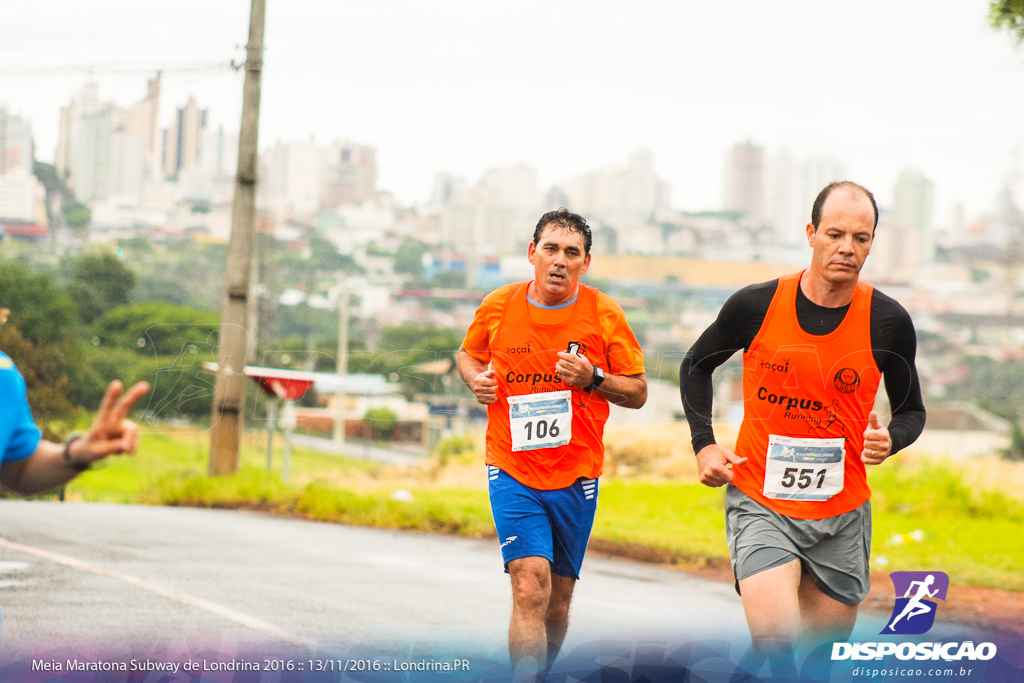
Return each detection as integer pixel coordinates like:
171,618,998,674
56,423,1024,593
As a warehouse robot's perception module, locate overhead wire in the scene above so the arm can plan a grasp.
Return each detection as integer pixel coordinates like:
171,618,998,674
0,62,236,77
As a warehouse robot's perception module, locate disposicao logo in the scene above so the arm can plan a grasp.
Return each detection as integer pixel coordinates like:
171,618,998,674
883,571,949,635
831,569,996,663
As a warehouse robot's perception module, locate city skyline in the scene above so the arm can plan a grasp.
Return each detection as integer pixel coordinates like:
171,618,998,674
2,0,1023,221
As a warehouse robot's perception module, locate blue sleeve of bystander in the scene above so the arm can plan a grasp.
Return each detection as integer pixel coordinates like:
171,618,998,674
0,352,42,462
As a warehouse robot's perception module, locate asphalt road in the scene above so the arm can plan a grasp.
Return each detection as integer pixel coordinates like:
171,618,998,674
0,500,748,665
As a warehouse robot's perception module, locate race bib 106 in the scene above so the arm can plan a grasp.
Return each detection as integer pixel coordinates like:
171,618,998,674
762,434,845,501
508,390,572,452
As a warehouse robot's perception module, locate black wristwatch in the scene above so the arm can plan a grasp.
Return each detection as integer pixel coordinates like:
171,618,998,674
62,433,91,471
586,366,605,392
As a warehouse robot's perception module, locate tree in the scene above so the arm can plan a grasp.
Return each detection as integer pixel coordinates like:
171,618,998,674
394,237,429,279
1003,420,1024,461
68,252,137,323
32,161,59,186
307,235,359,272
62,201,92,230
91,302,221,421
429,270,466,289
363,406,398,440
0,262,84,434
33,161,74,233
348,325,462,399
990,0,1024,42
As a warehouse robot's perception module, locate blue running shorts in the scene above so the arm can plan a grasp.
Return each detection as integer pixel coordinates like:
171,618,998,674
487,465,599,579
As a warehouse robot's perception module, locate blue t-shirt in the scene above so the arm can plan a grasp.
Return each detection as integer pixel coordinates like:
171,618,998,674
0,352,41,462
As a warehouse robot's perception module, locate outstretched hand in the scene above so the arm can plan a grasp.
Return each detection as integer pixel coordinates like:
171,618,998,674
68,380,150,465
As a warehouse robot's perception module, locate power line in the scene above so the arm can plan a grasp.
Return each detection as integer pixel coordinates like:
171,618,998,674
0,62,235,77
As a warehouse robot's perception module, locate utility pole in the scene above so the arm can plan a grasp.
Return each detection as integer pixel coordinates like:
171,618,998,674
209,0,266,476
333,275,349,446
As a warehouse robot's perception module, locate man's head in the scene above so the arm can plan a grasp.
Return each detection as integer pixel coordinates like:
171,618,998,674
532,208,592,256
805,181,877,287
528,208,592,306
810,181,878,234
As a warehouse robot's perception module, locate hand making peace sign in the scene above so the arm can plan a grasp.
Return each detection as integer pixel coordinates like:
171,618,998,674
66,380,150,467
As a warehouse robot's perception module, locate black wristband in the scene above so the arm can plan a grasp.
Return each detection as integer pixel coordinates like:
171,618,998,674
62,434,91,471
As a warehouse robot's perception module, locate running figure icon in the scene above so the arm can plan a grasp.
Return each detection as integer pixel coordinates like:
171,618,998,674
887,574,938,631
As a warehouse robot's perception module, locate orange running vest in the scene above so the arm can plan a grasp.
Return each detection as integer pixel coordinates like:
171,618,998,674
732,271,881,519
485,282,610,490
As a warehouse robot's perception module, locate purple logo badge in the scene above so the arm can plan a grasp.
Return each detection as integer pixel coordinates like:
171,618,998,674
882,571,949,635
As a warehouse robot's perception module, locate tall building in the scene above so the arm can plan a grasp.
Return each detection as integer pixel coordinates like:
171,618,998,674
765,148,798,233
284,138,325,216
765,150,847,245
109,108,144,200
893,169,935,262
432,163,546,260
862,208,921,282
323,141,377,207
258,138,379,219
73,102,114,202
199,125,239,179
0,168,46,223
427,172,466,214
990,185,1023,248
56,82,100,194
0,105,41,223
163,96,207,178
56,78,162,204
801,155,848,203
478,163,538,213
258,137,327,219
127,73,161,181
567,148,670,217
0,106,33,174
723,141,765,225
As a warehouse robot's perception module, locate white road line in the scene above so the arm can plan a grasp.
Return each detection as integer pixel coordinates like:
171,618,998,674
0,536,313,648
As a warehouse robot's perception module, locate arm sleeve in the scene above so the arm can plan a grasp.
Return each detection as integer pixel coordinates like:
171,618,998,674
870,294,926,454
461,286,512,363
597,293,645,376
680,282,776,453
0,361,42,462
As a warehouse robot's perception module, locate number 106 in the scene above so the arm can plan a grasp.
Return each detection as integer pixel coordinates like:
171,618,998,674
525,419,560,440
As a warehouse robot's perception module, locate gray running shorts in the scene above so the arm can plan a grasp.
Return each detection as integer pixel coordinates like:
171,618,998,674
724,484,872,605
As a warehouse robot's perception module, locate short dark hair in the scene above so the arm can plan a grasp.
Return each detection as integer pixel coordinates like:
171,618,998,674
533,208,592,255
811,181,879,232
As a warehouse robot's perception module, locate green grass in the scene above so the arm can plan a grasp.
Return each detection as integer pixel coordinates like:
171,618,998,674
66,429,383,504
593,481,728,560
867,458,1024,591
58,429,1024,592
144,470,495,536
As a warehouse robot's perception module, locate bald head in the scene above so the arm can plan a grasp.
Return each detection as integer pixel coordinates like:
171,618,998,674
811,181,878,233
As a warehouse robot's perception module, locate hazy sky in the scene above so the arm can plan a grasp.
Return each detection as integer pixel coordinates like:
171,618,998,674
2,0,1023,220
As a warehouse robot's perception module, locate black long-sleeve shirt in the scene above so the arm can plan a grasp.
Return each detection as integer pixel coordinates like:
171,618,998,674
680,279,926,455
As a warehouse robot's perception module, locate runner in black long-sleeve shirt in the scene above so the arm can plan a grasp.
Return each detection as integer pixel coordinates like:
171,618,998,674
681,280,926,455
678,181,926,671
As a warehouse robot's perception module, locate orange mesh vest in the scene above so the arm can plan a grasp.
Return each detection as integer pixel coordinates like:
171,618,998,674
485,282,610,490
732,272,881,519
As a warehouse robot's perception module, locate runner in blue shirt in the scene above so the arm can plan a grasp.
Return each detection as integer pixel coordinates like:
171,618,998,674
0,350,148,640
0,351,148,494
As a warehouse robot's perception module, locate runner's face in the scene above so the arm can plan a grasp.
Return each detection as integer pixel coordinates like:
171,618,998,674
806,187,875,286
528,225,591,305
